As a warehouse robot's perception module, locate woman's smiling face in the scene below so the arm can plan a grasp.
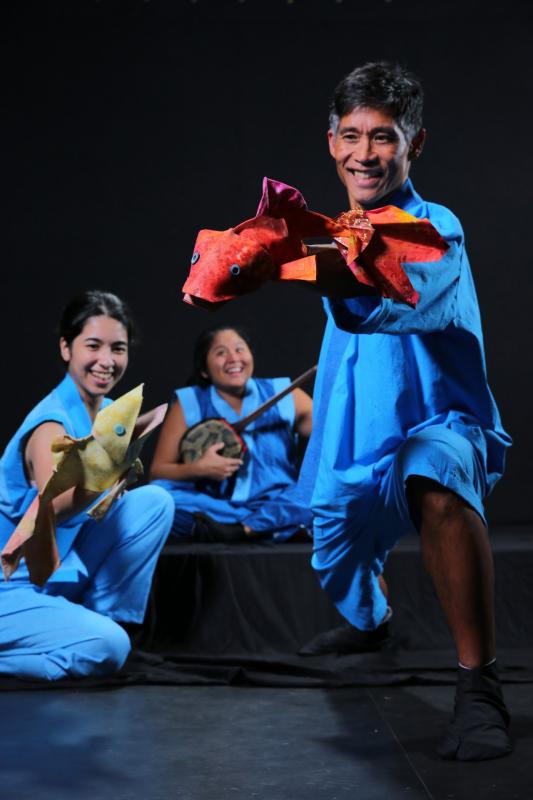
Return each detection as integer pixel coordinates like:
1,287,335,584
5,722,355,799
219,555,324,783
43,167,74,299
60,315,129,403
204,328,254,395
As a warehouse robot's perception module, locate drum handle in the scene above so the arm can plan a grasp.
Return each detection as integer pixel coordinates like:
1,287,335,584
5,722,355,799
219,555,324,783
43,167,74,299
232,365,317,433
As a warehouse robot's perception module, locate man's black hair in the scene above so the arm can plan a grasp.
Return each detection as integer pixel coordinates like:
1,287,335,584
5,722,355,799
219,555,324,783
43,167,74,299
329,61,423,139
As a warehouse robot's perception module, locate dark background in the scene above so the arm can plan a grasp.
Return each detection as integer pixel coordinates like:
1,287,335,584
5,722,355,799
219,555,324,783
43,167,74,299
4,0,532,523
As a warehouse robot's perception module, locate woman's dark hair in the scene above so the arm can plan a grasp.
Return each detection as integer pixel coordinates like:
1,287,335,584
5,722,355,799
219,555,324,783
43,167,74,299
58,290,137,347
329,61,423,139
190,324,254,387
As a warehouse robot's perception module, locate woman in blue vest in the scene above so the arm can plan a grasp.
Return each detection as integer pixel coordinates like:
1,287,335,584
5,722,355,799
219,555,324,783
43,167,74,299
150,324,313,542
0,290,174,680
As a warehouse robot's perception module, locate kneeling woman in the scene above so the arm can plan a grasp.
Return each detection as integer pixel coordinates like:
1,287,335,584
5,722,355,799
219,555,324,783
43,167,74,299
0,291,174,680
149,325,313,542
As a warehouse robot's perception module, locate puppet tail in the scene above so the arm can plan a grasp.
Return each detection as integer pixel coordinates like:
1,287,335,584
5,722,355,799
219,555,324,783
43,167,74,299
1,495,40,579
1,496,60,586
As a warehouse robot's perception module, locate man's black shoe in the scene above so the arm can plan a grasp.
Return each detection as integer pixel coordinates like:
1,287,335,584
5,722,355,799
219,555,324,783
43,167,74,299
437,662,513,761
298,614,391,656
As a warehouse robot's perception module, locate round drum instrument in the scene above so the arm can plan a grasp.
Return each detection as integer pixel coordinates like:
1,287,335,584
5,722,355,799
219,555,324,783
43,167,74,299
179,418,246,463
178,365,317,464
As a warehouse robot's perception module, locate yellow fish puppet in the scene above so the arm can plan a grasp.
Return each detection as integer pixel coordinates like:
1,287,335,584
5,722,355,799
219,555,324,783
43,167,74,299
1,385,167,587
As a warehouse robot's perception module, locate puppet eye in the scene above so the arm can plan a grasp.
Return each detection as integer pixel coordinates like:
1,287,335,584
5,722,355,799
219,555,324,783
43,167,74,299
229,264,241,276
114,424,126,436
191,252,200,265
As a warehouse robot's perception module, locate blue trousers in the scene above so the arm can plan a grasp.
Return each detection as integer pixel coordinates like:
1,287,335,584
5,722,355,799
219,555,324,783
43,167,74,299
157,480,313,542
312,426,487,631
0,485,173,680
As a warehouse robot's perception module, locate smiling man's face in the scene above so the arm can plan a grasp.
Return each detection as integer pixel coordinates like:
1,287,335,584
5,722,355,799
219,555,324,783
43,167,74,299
328,106,425,209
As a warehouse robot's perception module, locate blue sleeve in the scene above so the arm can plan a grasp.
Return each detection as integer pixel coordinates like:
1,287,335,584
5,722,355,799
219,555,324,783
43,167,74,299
325,228,465,337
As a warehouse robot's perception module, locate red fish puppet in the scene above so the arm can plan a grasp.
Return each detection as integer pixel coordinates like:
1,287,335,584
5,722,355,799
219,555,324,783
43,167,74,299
182,178,448,309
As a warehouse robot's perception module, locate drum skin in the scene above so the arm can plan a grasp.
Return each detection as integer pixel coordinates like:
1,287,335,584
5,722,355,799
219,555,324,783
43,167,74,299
179,418,247,463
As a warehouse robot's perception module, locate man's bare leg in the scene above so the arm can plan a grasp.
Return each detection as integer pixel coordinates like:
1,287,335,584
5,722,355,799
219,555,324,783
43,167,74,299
407,476,495,667
407,475,512,760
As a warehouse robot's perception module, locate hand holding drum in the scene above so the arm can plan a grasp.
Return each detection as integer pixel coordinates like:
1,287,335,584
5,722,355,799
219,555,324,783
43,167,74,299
179,417,246,464
149,327,315,490
178,366,317,468
190,441,243,482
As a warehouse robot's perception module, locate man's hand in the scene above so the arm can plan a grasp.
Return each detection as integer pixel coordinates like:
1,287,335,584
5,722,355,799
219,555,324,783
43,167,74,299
305,243,376,298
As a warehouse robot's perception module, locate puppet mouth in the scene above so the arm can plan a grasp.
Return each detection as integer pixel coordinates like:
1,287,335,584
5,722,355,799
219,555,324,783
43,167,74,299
183,292,227,310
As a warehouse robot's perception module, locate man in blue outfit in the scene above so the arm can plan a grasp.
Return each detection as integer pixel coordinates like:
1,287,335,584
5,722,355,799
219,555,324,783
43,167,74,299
298,62,512,761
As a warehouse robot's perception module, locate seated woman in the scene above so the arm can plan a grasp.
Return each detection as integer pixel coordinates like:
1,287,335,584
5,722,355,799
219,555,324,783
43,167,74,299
0,290,174,681
149,324,313,542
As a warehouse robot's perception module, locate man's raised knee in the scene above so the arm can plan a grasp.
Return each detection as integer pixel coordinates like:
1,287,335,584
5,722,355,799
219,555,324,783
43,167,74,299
407,475,466,531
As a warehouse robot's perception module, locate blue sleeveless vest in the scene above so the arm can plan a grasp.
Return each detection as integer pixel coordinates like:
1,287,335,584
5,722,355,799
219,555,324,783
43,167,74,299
176,377,297,503
0,373,112,579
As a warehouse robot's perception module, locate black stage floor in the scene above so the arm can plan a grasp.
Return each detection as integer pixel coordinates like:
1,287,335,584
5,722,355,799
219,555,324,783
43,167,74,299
2,528,532,798
2,683,531,800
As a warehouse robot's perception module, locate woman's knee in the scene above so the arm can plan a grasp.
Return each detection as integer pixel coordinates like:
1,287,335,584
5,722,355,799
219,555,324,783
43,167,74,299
94,618,131,673
113,485,174,551
125,484,174,528
47,615,131,679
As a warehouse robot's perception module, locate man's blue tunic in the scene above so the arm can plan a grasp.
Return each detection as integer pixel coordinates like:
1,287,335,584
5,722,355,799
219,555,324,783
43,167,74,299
0,373,173,680
299,179,511,630
153,377,312,541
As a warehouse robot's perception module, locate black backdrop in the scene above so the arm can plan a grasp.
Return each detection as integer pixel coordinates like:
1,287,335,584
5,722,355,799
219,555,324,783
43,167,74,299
4,0,532,523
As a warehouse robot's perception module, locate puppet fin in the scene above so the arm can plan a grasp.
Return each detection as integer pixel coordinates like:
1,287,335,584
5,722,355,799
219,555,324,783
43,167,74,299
126,403,168,463
277,255,318,282
255,177,308,217
87,461,143,521
367,206,448,262
234,214,289,245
